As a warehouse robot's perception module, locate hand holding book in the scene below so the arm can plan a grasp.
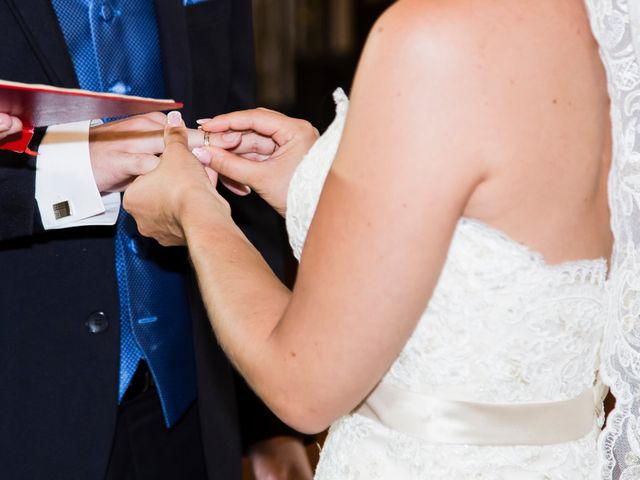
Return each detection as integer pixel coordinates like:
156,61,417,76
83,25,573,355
0,79,183,154
0,113,23,141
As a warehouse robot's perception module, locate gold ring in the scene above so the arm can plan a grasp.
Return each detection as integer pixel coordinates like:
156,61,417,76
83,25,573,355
203,131,210,147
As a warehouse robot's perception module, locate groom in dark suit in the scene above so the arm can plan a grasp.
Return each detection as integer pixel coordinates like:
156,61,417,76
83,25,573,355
0,1,311,479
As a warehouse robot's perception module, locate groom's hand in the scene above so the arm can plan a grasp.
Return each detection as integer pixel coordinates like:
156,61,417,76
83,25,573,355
89,112,241,192
248,436,314,480
0,113,23,141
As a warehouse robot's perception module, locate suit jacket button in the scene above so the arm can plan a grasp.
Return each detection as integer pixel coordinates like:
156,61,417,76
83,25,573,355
85,311,110,334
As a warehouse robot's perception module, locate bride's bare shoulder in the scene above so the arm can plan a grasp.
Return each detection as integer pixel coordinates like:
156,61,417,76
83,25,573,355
366,0,586,67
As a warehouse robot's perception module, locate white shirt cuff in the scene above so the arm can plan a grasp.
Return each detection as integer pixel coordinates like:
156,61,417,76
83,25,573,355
35,120,121,229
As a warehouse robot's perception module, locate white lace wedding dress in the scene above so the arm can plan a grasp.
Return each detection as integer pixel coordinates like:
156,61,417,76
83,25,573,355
285,0,640,476
586,0,640,479
286,89,607,479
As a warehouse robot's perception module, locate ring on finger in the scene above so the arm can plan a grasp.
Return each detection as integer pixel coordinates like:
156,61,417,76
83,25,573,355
203,131,210,147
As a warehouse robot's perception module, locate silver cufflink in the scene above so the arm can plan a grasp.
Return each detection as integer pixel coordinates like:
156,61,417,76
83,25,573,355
53,201,72,220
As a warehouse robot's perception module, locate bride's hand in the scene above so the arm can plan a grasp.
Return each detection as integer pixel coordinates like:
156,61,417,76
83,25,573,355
123,111,232,247
198,108,319,217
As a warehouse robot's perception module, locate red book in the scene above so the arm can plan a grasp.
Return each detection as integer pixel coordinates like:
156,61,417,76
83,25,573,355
0,79,183,155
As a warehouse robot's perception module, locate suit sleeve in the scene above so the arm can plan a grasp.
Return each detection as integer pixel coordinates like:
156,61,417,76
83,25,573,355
225,0,314,451
0,129,47,240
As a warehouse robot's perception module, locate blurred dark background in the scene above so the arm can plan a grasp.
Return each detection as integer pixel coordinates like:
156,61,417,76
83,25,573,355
242,1,393,478
253,0,393,130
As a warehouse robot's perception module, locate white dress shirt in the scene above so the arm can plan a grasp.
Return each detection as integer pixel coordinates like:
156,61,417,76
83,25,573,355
35,121,121,229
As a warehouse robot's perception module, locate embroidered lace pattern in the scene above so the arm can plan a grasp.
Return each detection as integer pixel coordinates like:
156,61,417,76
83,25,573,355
585,1,640,478
286,90,608,479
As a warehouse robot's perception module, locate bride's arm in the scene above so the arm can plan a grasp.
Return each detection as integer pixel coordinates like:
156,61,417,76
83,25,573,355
125,0,515,433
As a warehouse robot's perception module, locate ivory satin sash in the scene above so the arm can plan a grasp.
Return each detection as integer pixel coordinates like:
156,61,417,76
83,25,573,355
356,382,608,446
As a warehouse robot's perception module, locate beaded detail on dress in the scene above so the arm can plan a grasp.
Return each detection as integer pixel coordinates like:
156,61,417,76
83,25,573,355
286,89,607,479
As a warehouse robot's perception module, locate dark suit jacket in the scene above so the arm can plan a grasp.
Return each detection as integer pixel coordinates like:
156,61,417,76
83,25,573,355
0,1,299,479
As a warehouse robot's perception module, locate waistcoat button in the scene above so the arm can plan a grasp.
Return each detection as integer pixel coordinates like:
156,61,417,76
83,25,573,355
85,311,110,334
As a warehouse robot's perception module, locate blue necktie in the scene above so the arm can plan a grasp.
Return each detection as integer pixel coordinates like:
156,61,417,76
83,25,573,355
51,0,197,427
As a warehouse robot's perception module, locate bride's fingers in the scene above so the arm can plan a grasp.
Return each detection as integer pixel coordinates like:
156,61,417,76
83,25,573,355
231,132,277,157
200,145,262,187
200,109,280,135
200,109,293,146
220,176,251,196
204,166,219,186
164,111,189,150
187,128,241,150
238,152,271,162
194,148,251,195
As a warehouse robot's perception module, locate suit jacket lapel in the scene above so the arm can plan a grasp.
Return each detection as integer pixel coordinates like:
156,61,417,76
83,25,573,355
154,0,194,121
4,0,79,87
6,0,193,113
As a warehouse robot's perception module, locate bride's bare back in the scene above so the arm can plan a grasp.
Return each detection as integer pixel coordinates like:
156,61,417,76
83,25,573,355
459,0,612,264
340,0,612,268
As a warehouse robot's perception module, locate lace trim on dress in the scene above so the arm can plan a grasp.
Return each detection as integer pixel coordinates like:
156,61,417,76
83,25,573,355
460,218,607,287
585,0,640,478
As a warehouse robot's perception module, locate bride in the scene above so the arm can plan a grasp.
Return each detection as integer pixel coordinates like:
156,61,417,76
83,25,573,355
123,0,640,477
